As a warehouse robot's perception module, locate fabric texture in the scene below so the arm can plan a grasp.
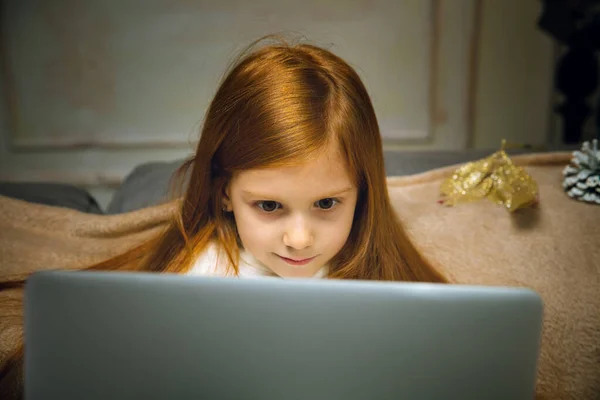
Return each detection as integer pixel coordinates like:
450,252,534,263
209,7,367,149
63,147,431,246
0,152,598,399
0,182,104,214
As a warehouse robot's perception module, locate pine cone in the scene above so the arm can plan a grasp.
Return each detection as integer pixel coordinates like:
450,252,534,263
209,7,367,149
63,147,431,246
563,139,600,205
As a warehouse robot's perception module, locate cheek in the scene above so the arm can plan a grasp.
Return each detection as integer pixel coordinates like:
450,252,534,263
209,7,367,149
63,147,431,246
339,201,357,239
232,207,277,251
318,208,356,249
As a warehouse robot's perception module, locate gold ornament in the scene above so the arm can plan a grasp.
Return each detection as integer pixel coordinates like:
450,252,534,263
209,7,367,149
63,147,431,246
439,140,539,212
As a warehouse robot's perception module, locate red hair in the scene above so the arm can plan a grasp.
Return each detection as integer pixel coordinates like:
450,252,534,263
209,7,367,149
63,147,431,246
0,36,446,397
87,36,447,281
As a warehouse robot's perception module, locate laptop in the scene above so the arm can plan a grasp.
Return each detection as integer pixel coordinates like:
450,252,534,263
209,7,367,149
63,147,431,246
24,270,543,400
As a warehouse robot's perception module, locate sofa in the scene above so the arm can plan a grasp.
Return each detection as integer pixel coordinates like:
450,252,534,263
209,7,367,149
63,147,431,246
0,148,566,214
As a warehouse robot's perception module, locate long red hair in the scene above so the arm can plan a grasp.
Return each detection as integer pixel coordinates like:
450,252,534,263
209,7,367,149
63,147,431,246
0,36,446,397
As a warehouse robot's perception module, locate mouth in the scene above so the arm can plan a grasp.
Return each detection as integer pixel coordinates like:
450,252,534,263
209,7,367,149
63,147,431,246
277,255,317,267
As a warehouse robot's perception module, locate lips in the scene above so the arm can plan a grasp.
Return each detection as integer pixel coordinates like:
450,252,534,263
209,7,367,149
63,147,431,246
277,255,317,267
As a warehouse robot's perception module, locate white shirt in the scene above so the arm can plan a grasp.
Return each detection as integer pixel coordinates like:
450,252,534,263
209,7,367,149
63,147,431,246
187,242,328,279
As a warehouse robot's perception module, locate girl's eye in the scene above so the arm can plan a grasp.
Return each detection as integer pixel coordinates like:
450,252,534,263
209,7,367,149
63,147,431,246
256,201,281,213
315,198,338,210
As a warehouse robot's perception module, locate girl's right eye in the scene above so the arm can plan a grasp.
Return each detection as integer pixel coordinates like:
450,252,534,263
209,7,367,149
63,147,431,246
256,201,281,213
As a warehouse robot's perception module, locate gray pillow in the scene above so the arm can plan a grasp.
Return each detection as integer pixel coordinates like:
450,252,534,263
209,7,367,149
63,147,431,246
106,160,189,214
0,182,104,214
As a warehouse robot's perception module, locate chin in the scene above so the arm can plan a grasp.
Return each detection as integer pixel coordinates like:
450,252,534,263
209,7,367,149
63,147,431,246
273,264,323,279
277,269,319,278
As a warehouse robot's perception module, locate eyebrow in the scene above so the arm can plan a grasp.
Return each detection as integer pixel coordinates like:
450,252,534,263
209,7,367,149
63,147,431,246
242,187,354,200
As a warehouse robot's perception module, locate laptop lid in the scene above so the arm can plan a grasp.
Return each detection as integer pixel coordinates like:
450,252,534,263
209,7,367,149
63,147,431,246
24,270,543,400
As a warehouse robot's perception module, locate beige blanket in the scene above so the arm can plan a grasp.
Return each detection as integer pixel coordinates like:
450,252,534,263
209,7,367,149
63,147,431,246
1,152,599,399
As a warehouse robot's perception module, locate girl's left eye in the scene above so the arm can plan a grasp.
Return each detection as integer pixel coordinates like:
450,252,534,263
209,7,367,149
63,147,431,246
256,201,281,212
315,198,339,210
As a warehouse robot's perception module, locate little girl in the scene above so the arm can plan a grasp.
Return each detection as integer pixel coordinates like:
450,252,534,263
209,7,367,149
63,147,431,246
0,35,447,396
87,35,447,282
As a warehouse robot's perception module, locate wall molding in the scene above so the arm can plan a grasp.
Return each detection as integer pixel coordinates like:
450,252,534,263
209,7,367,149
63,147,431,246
0,0,480,187
0,167,124,187
0,0,457,150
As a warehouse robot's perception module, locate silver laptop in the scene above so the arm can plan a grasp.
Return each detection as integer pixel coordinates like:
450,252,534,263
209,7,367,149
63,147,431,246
24,270,543,400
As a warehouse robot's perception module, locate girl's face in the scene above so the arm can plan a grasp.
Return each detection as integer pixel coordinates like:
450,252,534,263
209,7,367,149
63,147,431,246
224,147,358,278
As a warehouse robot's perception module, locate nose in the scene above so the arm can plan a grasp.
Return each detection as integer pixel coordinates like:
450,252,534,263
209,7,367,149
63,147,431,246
282,215,314,250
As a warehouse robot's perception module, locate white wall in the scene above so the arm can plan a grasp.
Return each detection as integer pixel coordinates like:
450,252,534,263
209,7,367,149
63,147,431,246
0,0,557,209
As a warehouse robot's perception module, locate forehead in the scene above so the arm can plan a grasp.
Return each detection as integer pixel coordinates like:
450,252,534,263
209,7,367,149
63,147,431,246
231,148,354,196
